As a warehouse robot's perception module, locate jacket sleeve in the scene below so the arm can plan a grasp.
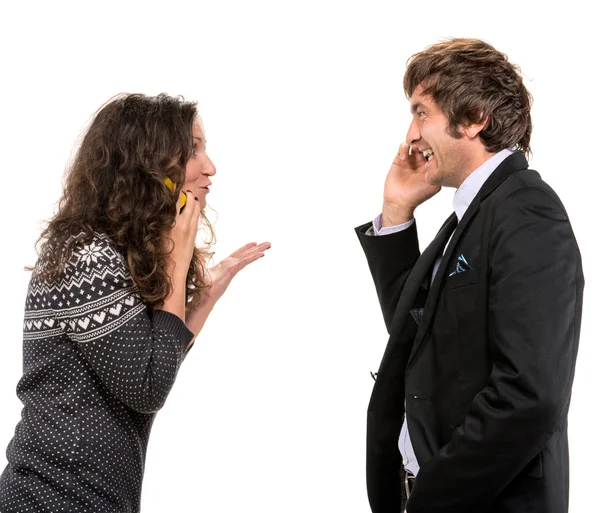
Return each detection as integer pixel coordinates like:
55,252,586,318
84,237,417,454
355,220,421,333
47,234,194,414
406,186,584,513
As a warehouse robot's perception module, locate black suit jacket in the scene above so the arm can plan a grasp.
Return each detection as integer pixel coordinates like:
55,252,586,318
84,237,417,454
356,153,584,513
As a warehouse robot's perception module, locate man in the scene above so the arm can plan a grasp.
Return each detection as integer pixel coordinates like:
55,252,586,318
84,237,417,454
356,38,583,513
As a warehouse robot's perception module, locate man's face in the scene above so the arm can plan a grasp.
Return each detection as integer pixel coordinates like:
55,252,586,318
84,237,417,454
406,84,472,188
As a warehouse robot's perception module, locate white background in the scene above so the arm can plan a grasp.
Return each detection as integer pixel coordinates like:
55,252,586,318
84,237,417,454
0,1,597,511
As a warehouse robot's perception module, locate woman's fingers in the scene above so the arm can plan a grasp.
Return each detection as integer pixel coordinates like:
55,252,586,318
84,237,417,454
167,189,203,270
177,190,190,215
212,242,271,274
229,242,258,258
234,242,270,260
228,242,271,273
190,191,201,225
227,242,272,261
239,251,267,267
177,189,202,229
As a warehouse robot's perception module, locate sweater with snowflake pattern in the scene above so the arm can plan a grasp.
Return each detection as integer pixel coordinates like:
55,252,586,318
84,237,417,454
0,232,194,513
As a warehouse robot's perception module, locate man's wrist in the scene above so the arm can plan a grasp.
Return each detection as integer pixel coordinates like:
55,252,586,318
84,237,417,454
381,202,414,227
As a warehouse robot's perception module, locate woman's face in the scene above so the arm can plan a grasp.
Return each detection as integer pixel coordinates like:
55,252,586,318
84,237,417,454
183,120,216,209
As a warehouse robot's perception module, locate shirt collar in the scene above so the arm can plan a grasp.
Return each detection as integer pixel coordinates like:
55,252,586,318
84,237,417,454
453,148,514,222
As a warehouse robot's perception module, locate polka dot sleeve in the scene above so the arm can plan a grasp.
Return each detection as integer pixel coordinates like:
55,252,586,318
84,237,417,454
44,233,194,414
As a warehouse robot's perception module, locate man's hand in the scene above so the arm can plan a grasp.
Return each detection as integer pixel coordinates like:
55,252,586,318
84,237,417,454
382,142,441,227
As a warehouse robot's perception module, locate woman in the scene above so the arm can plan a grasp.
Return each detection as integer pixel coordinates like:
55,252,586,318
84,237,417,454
0,93,270,512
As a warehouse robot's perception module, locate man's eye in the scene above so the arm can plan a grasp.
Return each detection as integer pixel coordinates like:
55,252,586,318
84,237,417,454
417,111,425,118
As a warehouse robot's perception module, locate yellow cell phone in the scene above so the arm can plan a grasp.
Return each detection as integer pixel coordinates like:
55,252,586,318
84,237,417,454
163,177,187,211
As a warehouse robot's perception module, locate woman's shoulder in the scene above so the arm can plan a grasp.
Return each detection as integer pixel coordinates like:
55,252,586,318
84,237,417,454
33,232,131,290
25,232,142,337
69,231,125,266
68,232,131,279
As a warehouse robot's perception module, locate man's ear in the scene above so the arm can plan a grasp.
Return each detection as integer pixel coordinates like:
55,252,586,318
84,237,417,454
459,114,488,140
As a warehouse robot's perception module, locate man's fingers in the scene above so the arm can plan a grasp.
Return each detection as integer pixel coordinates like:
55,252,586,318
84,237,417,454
396,143,429,167
411,148,426,165
397,143,411,161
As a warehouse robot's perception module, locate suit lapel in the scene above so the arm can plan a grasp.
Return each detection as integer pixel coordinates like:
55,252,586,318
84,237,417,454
406,151,530,367
378,213,457,374
406,213,458,295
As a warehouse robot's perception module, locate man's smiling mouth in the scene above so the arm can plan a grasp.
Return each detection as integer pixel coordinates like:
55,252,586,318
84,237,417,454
422,149,434,162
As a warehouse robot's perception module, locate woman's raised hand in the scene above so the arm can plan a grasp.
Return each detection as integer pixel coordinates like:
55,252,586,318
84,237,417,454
202,242,271,306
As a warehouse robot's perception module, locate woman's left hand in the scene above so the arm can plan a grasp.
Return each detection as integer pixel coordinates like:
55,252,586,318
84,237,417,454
183,241,271,347
203,241,271,306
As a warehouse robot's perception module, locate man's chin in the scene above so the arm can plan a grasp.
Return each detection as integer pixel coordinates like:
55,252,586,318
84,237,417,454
426,167,453,188
425,171,442,187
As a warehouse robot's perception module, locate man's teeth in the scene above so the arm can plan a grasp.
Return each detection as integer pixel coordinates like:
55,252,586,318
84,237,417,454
422,149,434,161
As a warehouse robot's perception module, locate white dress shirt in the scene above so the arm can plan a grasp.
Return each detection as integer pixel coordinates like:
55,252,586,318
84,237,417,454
371,148,513,475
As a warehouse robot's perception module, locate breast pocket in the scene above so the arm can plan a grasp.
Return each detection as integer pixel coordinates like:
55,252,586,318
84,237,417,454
445,268,480,290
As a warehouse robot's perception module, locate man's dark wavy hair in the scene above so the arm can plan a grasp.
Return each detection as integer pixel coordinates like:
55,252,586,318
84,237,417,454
404,38,533,156
32,93,215,310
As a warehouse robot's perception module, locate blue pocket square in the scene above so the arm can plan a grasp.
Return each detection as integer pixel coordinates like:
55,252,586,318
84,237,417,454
449,254,471,276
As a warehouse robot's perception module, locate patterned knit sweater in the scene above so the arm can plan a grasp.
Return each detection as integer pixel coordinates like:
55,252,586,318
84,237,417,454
0,232,193,513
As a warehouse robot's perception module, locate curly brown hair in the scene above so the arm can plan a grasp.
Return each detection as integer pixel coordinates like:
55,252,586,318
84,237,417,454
404,38,533,156
32,93,215,310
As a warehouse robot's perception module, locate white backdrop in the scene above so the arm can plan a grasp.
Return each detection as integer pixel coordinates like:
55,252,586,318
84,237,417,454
0,1,597,512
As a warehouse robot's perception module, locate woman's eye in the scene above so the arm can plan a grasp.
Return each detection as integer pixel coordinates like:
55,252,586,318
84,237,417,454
191,139,206,156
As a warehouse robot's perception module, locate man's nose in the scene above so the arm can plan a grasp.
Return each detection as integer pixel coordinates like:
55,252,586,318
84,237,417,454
406,118,421,146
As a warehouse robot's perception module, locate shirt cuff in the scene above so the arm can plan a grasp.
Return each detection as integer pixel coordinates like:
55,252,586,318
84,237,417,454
372,213,415,236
